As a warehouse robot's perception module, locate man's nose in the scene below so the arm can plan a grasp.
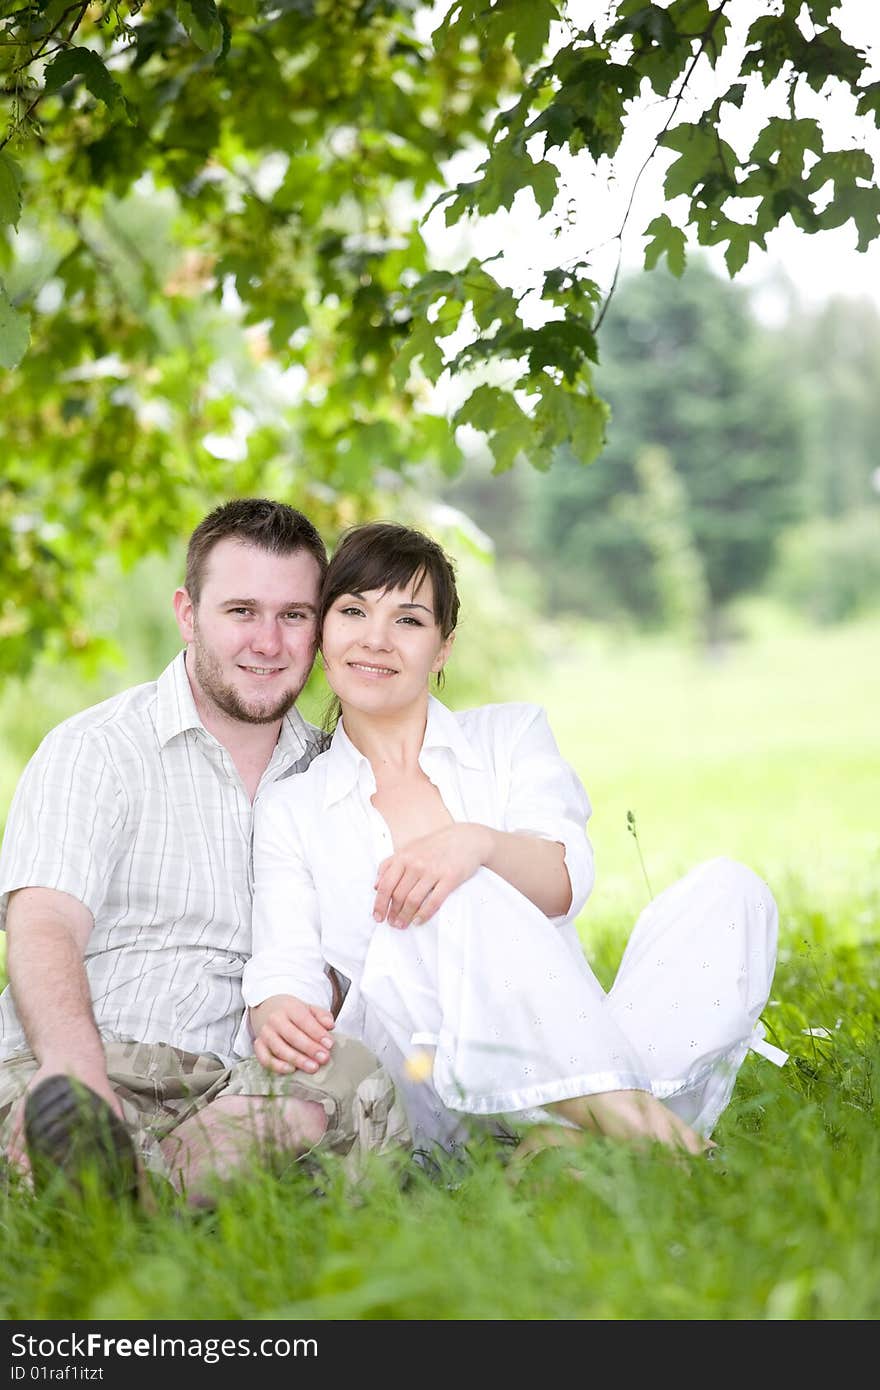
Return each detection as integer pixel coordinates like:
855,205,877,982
250,618,283,654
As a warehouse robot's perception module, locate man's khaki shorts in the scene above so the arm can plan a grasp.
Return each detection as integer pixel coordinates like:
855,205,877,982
0,1036,411,1182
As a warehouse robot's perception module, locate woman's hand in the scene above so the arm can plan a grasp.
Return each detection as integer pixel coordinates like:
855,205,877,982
372,823,495,929
251,994,335,1075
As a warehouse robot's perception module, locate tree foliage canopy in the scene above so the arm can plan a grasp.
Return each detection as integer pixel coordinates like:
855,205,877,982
1,0,878,674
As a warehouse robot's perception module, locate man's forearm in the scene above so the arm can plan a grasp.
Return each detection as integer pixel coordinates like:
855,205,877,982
7,899,105,1074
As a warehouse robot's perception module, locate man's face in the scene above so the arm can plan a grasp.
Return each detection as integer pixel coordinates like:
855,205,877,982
174,538,322,725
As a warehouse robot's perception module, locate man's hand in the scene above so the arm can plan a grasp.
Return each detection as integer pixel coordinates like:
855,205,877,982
251,994,336,1075
372,823,494,930
4,1060,123,1176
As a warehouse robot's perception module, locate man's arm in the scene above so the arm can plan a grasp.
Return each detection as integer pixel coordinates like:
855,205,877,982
4,887,122,1167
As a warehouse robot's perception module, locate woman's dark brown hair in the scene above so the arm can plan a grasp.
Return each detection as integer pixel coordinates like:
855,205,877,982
319,522,459,639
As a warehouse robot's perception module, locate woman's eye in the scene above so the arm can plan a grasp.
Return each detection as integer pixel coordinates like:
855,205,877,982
397,615,423,626
339,606,364,617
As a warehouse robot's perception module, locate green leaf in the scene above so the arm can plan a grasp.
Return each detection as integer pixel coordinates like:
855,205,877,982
856,81,880,127
467,149,559,220
526,159,559,217
720,81,747,109
177,0,224,55
723,223,760,275
454,384,529,474
510,0,559,69
542,265,602,311
533,382,608,465
463,261,519,333
806,148,875,194
43,47,127,113
803,0,838,21
643,213,686,275
0,281,30,369
751,117,824,181
454,382,526,434
392,315,447,387
667,0,715,39
817,183,880,251
268,301,309,353
0,151,23,230
412,412,461,479
608,4,676,48
661,123,738,200
506,317,598,381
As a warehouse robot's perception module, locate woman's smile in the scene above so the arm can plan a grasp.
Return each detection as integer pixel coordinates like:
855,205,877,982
347,659,399,678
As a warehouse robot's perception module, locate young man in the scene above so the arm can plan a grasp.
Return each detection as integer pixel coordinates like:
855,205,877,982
0,498,409,1202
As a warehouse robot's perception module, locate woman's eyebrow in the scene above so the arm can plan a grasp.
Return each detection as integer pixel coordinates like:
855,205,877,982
340,590,432,614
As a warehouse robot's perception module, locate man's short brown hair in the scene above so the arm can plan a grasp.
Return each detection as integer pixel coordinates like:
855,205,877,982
185,498,328,605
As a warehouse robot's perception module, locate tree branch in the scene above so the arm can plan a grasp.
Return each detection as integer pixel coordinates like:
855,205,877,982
0,0,92,151
594,0,732,331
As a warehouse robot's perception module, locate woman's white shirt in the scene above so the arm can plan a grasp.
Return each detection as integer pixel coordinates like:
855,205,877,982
240,698,593,1041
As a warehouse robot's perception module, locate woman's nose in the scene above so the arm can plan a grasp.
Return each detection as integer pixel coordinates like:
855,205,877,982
361,619,393,649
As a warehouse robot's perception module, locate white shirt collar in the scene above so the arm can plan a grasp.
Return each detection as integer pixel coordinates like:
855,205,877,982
322,694,485,809
155,650,316,764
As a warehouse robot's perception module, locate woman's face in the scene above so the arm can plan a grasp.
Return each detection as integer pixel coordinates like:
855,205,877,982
321,574,454,717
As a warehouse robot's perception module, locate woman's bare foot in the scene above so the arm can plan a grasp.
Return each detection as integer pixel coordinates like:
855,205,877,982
550,1090,713,1157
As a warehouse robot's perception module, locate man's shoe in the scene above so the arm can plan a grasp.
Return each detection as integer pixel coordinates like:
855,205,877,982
24,1075,140,1200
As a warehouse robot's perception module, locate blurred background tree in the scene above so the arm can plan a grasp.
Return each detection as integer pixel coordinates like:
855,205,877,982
443,259,833,640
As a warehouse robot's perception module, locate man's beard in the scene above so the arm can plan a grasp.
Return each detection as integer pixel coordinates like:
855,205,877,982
191,636,303,725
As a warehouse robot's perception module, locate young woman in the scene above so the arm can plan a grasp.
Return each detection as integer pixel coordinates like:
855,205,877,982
241,523,782,1159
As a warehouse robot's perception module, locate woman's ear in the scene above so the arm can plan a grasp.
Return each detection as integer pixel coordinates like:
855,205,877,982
432,629,455,675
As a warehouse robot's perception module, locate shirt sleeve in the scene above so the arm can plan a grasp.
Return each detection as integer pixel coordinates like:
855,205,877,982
0,725,125,932
241,790,332,1012
501,705,594,926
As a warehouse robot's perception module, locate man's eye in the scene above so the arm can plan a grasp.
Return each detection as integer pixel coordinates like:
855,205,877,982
284,611,310,621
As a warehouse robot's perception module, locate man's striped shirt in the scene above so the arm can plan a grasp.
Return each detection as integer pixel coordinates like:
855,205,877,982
0,652,323,1064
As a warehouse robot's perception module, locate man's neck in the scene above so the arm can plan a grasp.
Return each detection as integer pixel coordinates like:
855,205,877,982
184,655,284,780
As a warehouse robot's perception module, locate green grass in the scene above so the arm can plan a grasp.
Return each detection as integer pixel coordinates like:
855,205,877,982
1,611,878,1320
526,609,880,927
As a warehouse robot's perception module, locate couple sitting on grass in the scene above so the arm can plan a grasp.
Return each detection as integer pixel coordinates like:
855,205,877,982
0,498,783,1205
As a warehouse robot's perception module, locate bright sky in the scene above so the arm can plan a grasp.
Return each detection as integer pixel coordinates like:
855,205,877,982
422,0,880,319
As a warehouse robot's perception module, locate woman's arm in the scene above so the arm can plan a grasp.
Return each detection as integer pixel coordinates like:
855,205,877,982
372,705,592,929
372,822,569,929
250,993,335,1075
243,792,335,1070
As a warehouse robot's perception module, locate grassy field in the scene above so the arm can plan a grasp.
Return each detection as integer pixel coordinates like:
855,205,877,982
1,611,878,1321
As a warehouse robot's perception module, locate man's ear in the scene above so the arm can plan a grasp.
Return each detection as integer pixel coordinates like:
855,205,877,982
173,587,196,644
